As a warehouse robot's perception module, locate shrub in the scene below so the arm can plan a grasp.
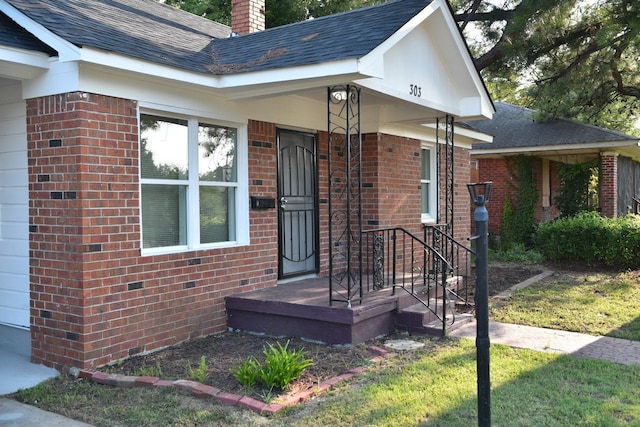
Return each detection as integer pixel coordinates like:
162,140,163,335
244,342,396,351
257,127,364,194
489,244,543,264
534,212,640,268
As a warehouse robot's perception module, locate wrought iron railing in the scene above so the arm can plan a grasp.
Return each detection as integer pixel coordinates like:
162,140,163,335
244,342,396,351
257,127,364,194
361,227,455,332
424,224,475,308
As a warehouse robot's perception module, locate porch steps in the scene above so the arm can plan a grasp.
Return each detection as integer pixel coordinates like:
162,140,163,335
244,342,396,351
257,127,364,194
395,301,474,335
393,275,473,335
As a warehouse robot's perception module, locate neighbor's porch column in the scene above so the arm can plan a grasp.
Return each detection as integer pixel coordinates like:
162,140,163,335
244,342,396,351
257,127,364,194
600,151,618,218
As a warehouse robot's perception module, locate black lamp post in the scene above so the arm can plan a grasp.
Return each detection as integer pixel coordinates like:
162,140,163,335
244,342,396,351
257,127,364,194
467,181,492,427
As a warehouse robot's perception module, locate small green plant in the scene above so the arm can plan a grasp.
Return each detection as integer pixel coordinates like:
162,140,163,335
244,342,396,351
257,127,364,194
231,340,314,393
232,356,261,393
260,341,314,390
135,362,163,378
187,355,208,383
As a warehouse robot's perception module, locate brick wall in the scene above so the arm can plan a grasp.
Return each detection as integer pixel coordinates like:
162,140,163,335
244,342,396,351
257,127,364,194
477,157,513,235
477,157,575,237
28,93,279,370
362,133,471,241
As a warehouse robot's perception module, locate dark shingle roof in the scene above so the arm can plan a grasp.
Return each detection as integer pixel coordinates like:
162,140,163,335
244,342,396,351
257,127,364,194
0,12,55,54
3,0,432,75
4,0,231,72
468,102,638,150
208,0,432,74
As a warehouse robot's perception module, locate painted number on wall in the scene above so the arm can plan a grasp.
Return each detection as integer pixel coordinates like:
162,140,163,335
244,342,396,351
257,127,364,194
409,84,422,97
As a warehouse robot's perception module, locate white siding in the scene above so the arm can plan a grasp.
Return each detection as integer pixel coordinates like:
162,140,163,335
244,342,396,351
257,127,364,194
0,78,29,328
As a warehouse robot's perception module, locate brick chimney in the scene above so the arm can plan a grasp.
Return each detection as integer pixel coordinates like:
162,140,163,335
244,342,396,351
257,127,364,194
231,0,266,35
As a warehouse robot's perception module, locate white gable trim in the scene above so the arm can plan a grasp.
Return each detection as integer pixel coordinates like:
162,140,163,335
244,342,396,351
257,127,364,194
358,0,492,121
0,0,80,61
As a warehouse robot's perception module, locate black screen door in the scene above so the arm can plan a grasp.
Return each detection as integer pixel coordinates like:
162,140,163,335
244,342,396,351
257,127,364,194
277,129,318,279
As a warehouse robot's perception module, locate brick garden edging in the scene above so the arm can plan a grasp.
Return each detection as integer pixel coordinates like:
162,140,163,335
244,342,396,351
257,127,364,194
78,345,393,415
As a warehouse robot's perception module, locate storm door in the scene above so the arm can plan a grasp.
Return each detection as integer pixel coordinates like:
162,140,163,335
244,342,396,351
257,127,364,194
277,129,319,279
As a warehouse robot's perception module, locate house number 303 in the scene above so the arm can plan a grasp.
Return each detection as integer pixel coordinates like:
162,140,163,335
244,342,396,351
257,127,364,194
409,84,422,97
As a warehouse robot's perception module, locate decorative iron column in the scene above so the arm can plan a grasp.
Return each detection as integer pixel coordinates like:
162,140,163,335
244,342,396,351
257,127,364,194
327,85,363,307
436,115,455,263
437,115,455,233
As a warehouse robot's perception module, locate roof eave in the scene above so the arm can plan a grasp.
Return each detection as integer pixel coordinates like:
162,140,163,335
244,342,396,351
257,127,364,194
76,49,375,102
471,140,640,156
0,45,49,79
217,59,375,100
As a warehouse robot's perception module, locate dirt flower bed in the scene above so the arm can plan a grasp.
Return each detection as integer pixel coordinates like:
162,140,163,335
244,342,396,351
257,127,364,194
106,331,377,403
104,263,543,403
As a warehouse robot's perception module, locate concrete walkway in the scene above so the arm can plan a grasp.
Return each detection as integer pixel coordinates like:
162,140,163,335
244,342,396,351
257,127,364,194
0,326,59,396
0,399,93,427
451,320,640,366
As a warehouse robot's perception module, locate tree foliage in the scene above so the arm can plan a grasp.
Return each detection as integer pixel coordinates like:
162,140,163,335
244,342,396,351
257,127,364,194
451,0,640,134
165,0,231,25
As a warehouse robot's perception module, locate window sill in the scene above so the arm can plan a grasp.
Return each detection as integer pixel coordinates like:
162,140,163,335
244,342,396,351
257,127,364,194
141,240,249,257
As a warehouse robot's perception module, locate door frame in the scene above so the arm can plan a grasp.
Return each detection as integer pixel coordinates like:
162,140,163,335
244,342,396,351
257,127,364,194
276,128,320,280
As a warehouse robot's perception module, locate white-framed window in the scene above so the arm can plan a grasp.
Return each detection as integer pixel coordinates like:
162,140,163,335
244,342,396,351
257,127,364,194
421,143,437,223
139,112,248,254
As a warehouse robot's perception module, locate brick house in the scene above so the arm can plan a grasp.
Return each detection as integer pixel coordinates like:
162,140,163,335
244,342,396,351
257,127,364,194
0,0,492,371
466,102,640,238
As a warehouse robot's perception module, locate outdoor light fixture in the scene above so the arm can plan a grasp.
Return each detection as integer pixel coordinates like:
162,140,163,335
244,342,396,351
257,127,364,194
467,181,492,205
467,181,492,427
330,87,348,103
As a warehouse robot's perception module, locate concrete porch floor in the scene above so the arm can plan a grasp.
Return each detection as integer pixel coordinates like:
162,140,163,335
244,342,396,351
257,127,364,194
0,324,59,396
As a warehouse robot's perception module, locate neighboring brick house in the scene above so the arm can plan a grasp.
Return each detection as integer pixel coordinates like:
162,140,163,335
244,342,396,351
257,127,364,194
466,102,640,238
0,0,493,371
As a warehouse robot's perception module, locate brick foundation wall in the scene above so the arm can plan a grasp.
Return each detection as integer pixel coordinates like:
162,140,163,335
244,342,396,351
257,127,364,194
28,93,279,370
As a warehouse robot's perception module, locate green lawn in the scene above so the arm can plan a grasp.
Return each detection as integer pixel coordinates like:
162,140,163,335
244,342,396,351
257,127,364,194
491,270,640,340
275,340,640,427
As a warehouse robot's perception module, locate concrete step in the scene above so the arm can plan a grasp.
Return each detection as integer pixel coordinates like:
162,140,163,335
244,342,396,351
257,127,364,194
395,298,474,336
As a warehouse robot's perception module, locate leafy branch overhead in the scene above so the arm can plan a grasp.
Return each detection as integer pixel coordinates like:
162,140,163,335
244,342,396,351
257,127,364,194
451,0,639,133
